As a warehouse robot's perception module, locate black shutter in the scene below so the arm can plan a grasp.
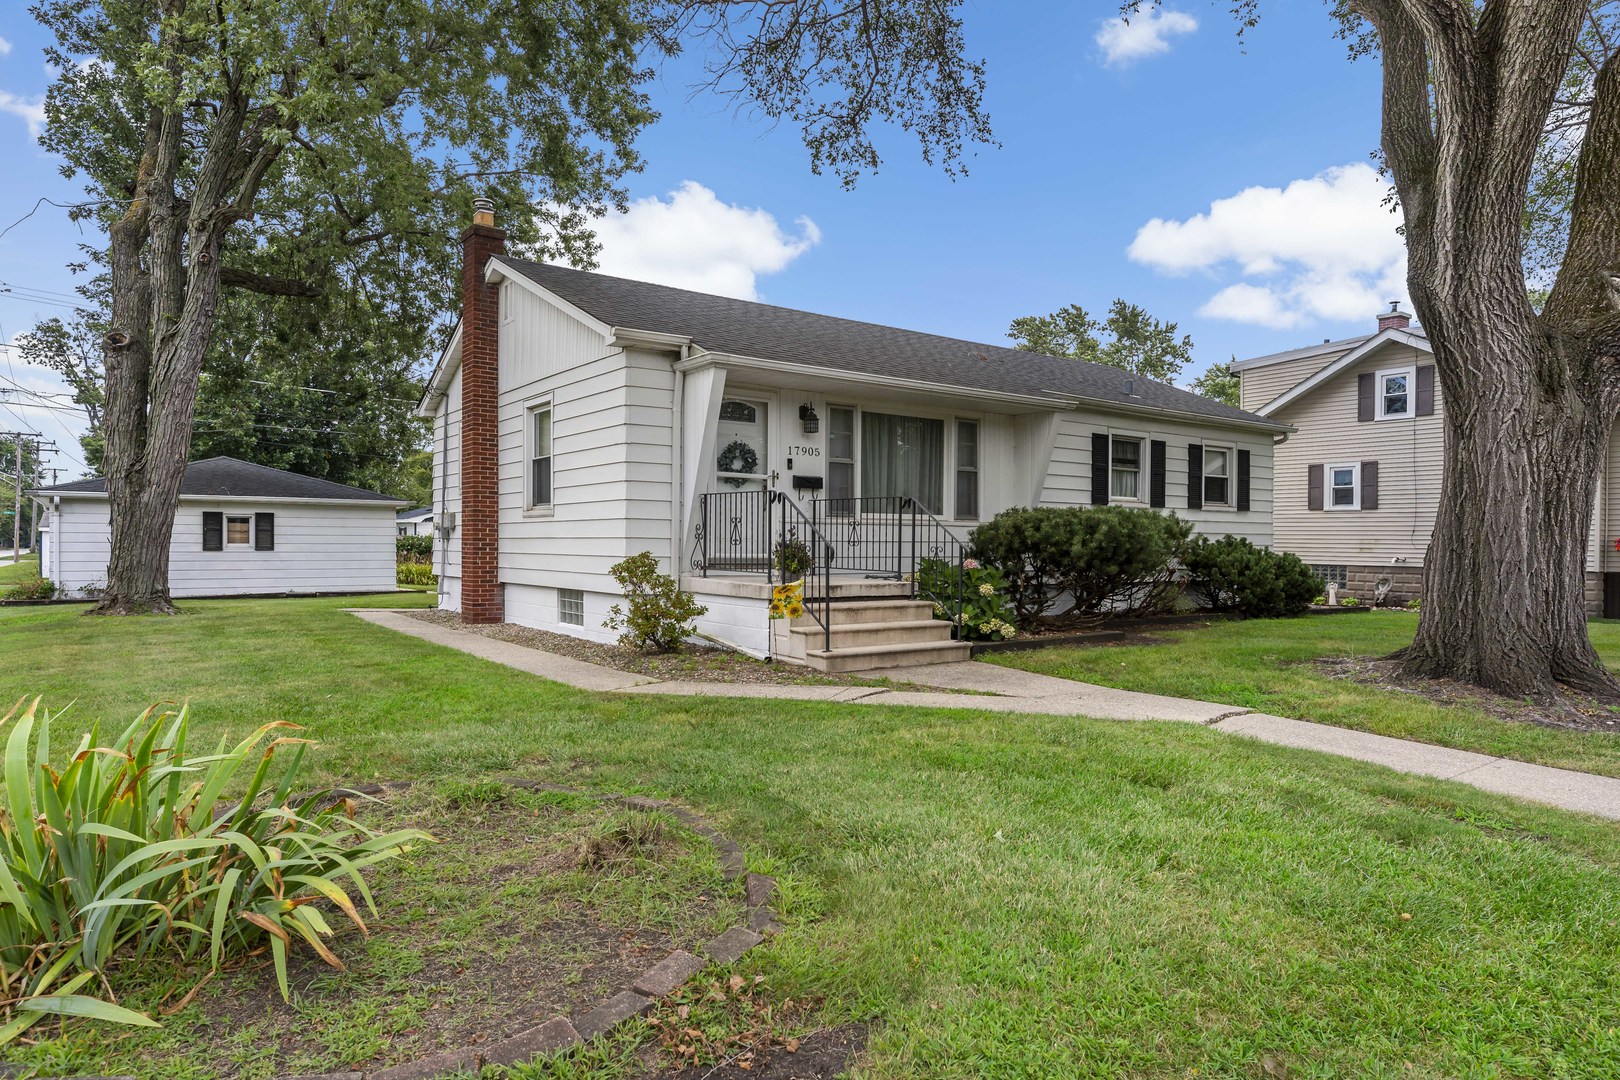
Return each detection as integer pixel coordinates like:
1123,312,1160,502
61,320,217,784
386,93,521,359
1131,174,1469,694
1186,443,1203,510
1090,432,1110,506
1358,372,1375,422
254,512,275,551
202,511,223,551
1307,465,1324,511
1361,460,1379,510
1236,449,1251,511
1415,365,1435,416
1149,440,1166,508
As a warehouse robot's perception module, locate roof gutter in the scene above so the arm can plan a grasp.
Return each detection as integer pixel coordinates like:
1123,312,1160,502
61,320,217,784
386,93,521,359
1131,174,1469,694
27,491,409,507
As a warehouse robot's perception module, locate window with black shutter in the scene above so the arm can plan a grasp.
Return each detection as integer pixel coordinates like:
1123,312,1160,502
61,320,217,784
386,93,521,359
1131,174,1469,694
1149,440,1166,508
1090,432,1110,505
1185,443,1203,510
254,512,275,551
202,511,223,551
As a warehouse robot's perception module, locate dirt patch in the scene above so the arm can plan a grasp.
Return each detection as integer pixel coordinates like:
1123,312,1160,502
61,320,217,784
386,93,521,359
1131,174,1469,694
640,1023,868,1079
404,608,942,690
76,784,746,1079
1317,655,1620,733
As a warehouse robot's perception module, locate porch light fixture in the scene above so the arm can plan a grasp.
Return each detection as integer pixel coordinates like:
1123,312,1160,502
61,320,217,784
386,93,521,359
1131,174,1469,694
799,403,820,433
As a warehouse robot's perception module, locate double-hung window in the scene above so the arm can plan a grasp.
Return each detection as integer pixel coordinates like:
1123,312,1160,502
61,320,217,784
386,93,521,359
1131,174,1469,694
1110,436,1144,501
828,406,856,512
1327,463,1360,510
528,403,553,509
1377,367,1413,419
1203,446,1231,506
955,419,979,520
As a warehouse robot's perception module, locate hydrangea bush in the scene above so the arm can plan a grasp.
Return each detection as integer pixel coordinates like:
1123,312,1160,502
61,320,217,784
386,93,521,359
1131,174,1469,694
914,558,1018,641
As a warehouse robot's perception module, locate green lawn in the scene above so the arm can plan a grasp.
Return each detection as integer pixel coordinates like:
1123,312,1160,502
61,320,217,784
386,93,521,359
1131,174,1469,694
4,596,1620,1077
984,613,1620,779
0,552,40,586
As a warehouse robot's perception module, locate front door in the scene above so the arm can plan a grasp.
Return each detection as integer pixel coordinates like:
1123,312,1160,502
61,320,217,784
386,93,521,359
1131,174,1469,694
709,395,774,570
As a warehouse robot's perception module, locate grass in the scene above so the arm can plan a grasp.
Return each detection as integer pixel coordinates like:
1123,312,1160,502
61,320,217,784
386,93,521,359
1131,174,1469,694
13,783,744,1079
3,595,1620,1077
0,552,41,586
984,612,1620,779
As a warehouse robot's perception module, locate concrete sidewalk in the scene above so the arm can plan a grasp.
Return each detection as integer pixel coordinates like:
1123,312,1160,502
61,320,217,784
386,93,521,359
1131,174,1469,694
352,609,1620,822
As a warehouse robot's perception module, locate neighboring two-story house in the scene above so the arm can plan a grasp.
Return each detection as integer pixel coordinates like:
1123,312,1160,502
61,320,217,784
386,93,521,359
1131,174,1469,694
1235,305,1616,613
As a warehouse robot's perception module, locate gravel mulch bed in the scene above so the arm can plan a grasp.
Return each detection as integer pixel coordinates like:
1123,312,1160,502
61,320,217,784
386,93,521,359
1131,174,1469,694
406,609,935,689
1317,655,1620,734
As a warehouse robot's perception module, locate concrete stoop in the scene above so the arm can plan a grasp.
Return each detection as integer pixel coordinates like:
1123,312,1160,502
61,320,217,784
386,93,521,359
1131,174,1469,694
790,596,971,672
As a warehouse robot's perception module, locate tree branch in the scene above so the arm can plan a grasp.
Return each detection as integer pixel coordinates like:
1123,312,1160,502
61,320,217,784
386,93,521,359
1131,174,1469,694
218,267,323,297
1546,49,1620,329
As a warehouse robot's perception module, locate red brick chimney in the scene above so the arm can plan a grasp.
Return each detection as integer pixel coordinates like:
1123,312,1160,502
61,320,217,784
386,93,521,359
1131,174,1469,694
459,197,506,624
1376,301,1412,332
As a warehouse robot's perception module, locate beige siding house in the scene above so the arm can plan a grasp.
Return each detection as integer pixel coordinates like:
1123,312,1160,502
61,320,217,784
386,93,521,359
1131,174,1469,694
1237,307,1619,611
424,202,1289,671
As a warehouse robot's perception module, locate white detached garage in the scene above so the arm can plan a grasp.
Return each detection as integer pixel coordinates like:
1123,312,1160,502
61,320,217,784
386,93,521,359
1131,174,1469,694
30,456,405,599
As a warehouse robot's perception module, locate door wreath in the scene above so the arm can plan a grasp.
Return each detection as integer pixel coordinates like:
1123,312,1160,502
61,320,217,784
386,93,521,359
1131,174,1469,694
717,439,760,487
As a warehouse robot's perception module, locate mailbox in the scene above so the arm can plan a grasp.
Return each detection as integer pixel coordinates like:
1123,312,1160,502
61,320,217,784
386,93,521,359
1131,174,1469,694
792,475,824,491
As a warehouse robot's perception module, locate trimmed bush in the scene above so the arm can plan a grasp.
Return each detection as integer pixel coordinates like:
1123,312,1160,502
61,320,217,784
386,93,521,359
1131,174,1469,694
603,551,707,652
967,506,1192,623
1182,535,1321,618
396,535,433,563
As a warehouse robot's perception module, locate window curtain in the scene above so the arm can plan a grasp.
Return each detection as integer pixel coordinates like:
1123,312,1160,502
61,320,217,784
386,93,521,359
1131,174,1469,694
861,413,944,513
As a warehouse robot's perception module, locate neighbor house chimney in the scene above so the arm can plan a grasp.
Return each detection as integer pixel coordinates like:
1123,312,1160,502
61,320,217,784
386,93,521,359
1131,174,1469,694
459,197,506,624
1377,301,1412,332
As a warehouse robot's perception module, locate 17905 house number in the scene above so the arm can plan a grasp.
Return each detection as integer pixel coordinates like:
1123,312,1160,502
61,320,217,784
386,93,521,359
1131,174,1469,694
788,445,821,457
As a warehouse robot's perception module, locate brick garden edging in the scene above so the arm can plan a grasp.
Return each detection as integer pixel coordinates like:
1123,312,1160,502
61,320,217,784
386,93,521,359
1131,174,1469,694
9,780,783,1080
280,780,785,1080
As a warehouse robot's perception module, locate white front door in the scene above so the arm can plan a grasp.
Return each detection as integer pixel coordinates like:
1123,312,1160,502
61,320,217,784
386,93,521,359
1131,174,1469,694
707,395,775,570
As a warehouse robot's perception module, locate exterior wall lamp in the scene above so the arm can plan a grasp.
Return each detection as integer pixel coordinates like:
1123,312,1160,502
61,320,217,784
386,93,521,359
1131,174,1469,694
799,404,820,433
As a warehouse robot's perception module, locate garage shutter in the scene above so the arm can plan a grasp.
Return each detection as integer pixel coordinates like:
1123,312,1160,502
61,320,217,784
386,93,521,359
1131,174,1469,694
202,512,223,551
255,512,275,551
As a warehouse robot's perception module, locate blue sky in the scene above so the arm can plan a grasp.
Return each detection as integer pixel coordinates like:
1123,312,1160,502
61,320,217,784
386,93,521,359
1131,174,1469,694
0,3,1403,476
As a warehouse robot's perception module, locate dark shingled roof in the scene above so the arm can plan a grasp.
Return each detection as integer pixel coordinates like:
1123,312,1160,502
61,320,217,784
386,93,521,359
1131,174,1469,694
495,258,1284,430
32,456,402,502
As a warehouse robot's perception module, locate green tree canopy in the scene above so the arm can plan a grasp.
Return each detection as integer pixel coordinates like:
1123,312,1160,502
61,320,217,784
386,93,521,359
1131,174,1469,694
1008,300,1195,383
1189,361,1240,407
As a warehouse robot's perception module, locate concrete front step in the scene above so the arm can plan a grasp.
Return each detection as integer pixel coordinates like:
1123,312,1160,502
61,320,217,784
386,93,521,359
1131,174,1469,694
804,639,972,673
790,618,954,650
820,599,936,626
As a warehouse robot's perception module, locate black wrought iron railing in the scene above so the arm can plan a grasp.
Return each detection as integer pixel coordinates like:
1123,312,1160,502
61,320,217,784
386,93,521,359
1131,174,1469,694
693,490,972,648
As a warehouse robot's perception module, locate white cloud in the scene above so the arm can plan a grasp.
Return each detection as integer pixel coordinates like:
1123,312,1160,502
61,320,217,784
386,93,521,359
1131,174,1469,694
1095,8,1198,67
588,181,820,301
0,90,45,137
0,37,13,56
1128,163,1408,329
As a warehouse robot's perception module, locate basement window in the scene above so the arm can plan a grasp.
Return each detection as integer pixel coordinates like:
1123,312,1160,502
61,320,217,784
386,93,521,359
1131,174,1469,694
559,589,584,626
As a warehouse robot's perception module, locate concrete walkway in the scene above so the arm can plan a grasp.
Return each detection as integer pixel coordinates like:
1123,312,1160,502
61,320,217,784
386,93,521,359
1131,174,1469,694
352,609,1620,822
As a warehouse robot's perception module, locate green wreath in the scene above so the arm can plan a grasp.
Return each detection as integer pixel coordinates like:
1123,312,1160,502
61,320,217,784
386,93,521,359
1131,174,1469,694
717,439,760,487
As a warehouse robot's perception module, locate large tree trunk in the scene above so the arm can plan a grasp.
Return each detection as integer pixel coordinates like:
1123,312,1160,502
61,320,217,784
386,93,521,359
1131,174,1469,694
1400,330,1618,699
1361,0,1620,699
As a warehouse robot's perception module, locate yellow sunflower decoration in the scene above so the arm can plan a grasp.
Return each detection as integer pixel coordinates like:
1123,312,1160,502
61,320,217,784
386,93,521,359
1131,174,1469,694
770,579,805,620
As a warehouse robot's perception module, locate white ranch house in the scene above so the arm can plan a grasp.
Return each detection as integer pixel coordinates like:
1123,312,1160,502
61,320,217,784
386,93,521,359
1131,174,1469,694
423,203,1289,670
30,457,404,599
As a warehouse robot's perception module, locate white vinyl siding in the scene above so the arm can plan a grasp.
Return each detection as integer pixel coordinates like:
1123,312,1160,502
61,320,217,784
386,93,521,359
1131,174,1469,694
1038,411,1274,546
45,498,397,598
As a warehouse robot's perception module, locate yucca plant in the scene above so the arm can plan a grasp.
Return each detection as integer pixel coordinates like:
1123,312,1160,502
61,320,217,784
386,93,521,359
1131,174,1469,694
0,698,430,1043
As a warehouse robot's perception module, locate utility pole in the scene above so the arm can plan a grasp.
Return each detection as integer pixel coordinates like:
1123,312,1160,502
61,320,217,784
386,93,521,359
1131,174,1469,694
0,432,56,563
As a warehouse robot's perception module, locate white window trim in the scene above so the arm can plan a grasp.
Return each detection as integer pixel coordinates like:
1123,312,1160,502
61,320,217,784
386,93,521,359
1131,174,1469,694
225,515,253,548
1108,431,1149,505
525,397,555,517
953,416,980,523
1201,442,1235,510
1325,461,1361,511
1375,365,1415,421
828,403,982,520
500,281,515,325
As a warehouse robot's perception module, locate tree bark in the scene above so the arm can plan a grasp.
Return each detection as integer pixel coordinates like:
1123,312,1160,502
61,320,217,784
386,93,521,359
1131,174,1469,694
1359,0,1620,699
